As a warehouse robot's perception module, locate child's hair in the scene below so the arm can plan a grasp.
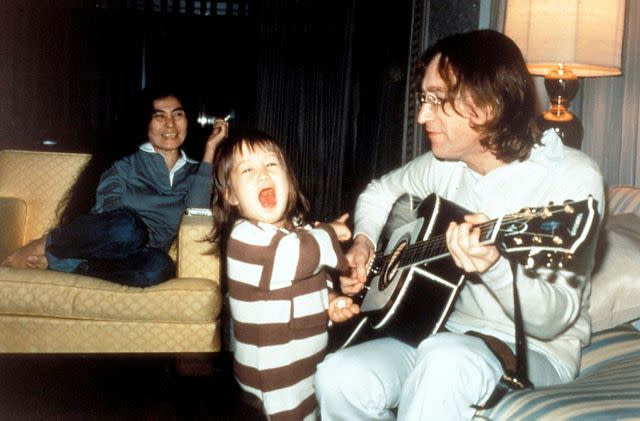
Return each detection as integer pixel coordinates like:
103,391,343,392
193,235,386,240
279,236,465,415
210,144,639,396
210,130,310,242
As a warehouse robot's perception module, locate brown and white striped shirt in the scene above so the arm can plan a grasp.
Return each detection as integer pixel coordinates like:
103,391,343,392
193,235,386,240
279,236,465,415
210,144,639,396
227,219,348,421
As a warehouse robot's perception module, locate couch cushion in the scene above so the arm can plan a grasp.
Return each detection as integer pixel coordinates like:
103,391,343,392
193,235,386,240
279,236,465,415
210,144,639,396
589,213,640,332
0,267,221,324
474,324,640,420
0,316,220,353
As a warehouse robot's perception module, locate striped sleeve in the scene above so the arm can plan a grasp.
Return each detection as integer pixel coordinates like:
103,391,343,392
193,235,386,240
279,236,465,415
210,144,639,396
227,220,348,291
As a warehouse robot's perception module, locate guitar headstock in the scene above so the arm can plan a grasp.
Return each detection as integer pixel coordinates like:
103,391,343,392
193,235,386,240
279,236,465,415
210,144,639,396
496,196,599,270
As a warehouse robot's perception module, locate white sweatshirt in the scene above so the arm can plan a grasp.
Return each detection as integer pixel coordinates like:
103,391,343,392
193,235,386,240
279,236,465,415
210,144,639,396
354,130,605,378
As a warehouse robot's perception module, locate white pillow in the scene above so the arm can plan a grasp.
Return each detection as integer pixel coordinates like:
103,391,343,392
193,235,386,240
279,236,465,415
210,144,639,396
589,213,640,332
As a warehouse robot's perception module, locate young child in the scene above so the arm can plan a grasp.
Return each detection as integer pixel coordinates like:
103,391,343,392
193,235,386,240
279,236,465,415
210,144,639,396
211,130,360,421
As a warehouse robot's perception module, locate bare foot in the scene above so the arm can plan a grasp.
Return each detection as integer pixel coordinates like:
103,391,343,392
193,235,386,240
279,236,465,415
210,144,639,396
26,254,49,269
1,236,47,269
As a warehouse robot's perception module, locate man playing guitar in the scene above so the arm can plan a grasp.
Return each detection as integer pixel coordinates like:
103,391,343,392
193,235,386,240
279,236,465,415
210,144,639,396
314,30,605,420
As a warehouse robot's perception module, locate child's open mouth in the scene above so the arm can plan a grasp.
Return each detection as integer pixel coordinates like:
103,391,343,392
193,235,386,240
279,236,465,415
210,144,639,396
259,188,276,208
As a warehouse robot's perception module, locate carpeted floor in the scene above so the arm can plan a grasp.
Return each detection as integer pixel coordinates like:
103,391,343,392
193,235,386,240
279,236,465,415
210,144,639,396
0,352,263,420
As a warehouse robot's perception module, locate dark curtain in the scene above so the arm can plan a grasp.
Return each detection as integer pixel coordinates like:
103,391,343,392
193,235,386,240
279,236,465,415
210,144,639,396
253,0,356,220
0,3,94,151
0,1,258,224
2,0,412,221
0,1,255,156
350,1,413,207
71,7,257,159
141,11,257,159
253,0,412,220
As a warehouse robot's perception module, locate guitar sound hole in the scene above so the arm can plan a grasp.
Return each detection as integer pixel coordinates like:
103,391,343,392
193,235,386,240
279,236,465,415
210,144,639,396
379,241,407,291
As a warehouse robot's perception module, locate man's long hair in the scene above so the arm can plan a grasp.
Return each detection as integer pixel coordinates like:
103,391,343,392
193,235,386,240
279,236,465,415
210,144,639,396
414,29,540,163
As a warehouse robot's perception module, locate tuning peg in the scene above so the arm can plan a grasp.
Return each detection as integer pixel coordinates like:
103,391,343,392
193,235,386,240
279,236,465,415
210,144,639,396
526,256,535,269
563,204,575,214
552,236,563,245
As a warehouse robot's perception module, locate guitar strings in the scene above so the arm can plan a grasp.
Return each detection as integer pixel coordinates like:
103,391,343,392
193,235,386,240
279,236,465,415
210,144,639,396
372,207,571,267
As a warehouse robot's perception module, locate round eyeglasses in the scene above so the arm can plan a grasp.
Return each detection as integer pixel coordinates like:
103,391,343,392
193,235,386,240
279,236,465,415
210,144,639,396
415,92,443,112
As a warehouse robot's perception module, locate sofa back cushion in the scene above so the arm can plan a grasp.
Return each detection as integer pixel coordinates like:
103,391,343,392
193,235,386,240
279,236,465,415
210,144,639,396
589,185,640,332
0,150,91,242
608,185,640,216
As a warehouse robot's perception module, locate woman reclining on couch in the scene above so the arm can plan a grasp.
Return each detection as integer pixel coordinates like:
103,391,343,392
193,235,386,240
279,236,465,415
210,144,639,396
2,86,228,287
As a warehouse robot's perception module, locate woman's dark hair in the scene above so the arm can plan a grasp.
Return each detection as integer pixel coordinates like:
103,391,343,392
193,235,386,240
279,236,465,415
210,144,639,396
413,29,540,163
56,85,190,226
209,129,310,242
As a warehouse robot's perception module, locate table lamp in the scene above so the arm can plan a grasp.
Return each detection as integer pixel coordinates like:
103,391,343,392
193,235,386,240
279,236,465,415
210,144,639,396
504,0,625,149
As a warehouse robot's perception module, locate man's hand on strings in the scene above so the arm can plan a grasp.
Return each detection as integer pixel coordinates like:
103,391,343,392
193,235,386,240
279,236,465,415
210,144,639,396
446,213,500,273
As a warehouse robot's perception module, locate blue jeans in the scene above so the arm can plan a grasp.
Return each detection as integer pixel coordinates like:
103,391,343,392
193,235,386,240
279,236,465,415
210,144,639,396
45,208,175,287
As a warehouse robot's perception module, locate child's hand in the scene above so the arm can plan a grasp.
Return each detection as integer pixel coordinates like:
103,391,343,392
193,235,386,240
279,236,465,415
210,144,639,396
328,294,360,323
329,213,351,242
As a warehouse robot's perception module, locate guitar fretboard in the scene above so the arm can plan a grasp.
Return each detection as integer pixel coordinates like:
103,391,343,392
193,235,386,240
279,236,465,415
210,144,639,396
371,219,499,272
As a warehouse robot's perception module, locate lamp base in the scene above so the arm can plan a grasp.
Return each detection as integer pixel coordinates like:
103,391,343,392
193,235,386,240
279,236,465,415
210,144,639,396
537,114,583,150
539,66,584,149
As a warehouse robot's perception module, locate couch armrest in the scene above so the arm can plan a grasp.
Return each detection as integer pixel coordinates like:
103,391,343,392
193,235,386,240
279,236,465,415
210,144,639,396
177,214,220,284
0,197,27,261
607,185,640,216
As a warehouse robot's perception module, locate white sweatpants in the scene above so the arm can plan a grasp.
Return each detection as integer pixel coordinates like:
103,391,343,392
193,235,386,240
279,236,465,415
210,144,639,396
314,332,566,420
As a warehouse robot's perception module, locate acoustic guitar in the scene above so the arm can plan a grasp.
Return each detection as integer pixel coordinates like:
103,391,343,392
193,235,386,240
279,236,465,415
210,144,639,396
330,193,599,350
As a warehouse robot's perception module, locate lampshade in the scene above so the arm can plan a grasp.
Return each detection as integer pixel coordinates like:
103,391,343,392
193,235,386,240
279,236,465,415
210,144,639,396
503,0,625,150
504,0,625,78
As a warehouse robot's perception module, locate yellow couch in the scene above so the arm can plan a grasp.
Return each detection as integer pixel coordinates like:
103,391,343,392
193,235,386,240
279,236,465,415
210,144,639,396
0,149,221,353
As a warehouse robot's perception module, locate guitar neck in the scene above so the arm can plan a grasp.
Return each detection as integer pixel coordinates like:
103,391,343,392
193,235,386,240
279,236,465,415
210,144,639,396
366,194,597,299
372,217,502,271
